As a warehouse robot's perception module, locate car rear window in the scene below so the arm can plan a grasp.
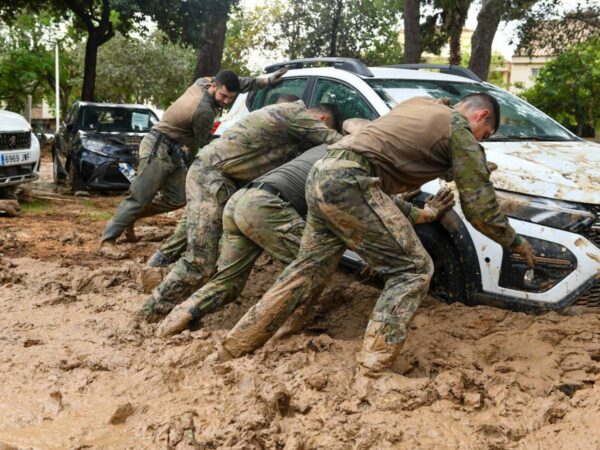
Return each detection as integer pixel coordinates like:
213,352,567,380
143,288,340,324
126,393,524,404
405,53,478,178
248,78,309,111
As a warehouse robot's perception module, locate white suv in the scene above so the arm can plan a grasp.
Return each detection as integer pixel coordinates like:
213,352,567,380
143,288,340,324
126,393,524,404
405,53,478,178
215,58,600,312
0,109,41,190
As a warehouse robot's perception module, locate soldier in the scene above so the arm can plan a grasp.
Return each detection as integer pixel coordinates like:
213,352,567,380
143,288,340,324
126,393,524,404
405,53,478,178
218,93,537,372
139,99,343,322
156,137,455,337
147,94,303,267
99,69,286,259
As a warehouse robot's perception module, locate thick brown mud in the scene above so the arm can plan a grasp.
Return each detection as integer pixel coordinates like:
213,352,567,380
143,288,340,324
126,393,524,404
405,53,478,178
1,156,599,449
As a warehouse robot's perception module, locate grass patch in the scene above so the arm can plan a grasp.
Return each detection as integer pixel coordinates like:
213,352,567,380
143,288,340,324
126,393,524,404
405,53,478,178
86,210,113,222
20,199,52,213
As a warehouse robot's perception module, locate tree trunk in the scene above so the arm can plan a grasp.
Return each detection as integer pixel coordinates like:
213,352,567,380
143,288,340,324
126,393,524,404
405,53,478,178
403,0,421,63
194,7,231,79
468,0,503,80
81,36,100,101
448,30,462,65
328,0,344,56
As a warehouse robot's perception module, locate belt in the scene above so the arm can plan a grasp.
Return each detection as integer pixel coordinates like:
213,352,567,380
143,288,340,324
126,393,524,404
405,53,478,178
247,181,288,203
149,129,181,151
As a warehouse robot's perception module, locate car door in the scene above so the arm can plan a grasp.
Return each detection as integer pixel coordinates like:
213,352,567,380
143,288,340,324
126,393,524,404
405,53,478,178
308,77,378,123
56,104,78,165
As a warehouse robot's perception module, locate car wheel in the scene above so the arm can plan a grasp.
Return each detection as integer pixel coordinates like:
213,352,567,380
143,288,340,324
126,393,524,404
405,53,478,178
66,160,85,192
52,149,66,184
414,222,469,305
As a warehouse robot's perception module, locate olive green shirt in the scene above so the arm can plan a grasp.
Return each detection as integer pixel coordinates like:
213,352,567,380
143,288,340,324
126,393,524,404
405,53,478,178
153,76,262,157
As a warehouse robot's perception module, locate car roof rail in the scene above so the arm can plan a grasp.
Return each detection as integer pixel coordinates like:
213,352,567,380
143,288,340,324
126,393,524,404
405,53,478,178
265,57,374,78
386,64,482,82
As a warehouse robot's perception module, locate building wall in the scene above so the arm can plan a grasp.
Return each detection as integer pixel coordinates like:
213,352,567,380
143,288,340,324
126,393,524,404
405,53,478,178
510,56,549,91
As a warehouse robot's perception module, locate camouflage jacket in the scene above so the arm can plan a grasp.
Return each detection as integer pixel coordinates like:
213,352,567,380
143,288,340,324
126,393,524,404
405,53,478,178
199,100,342,182
449,112,516,247
153,76,262,157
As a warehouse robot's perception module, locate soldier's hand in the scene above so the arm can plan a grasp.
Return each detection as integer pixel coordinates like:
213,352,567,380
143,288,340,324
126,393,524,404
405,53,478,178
399,188,421,202
268,68,288,86
487,161,498,172
511,236,536,268
421,187,455,222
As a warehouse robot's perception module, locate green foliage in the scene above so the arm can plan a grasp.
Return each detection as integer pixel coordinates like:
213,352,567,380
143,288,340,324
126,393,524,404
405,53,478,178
94,32,195,108
520,37,600,136
276,0,404,65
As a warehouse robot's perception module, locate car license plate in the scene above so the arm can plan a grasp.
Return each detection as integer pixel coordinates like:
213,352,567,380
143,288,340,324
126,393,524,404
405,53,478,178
0,151,31,166
118,162,136,182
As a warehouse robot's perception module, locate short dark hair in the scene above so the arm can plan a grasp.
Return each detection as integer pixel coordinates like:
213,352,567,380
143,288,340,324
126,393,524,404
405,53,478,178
310,103,342,131
458,92,501,132
214,70,241,92
275,94,301,104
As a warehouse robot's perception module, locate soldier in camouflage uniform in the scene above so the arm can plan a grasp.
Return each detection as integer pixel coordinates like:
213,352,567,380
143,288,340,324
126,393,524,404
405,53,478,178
140,100,343,322
219,93,537,372
156,137,455,338
99,69,286,260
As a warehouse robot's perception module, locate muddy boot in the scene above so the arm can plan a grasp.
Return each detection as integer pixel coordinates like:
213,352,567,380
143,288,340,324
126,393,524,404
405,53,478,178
146,250,173,267
356,321,402,373
140,294,176,323
98,240,129,260
0,199,21,217
273,303,311,340
123,224,139,243
156,299,197,337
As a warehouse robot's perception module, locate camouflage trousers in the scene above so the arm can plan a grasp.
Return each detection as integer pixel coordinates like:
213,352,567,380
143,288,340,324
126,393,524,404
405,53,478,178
102,131,187,242
175,186,305,320
223,149,434,371
141,159,237,318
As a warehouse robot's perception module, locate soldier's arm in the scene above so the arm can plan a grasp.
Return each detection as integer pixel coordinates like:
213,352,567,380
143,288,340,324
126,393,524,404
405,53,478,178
450,119,517,247
237,76,265,93
288,110,342,145
190,101,216,156
391,187,455,225
391,195,421,224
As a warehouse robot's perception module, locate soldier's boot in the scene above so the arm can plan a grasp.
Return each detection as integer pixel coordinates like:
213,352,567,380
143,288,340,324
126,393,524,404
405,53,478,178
0,199,21,217
140,294,176,323
98,239,129,260
146,250,173,267
156,298,196,337
273,303,311,340
356,320,402,373
123,224,139,243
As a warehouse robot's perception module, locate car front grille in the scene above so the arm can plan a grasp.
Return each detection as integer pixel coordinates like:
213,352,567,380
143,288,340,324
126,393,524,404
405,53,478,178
582,207,600,248
572,281,600,309
0,132,31,151
0,164,35,177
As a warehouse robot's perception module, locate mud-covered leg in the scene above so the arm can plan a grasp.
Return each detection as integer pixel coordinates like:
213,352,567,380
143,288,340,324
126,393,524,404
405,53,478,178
222,212,345,357
140,161,235,322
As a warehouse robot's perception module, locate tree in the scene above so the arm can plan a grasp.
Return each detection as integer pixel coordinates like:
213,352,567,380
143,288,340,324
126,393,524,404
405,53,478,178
94,31,195,108
403,0,421,63
520,37,600,137
134,0,238,79
276,0,404,65
515,1,600,57
0,1,139,101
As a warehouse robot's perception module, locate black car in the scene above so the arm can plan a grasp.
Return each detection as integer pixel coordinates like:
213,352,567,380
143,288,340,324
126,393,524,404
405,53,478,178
52,102,159,191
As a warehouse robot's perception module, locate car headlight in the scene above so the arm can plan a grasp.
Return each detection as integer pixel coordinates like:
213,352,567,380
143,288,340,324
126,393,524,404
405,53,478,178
81,137,110,156
496,190,596,232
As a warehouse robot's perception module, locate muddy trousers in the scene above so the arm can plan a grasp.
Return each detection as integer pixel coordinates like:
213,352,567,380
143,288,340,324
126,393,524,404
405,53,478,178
223,149,434,371
102,132,187,243
141,159,238,318
169,187,305,320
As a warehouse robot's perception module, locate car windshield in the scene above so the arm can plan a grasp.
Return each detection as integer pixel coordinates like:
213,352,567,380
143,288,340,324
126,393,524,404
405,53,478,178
80,107,158,133
366,79,576,141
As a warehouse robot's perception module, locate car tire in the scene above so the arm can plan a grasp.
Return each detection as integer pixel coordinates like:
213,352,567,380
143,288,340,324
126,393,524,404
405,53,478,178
52,149,66,184
66,159,85,192
414,222,469,305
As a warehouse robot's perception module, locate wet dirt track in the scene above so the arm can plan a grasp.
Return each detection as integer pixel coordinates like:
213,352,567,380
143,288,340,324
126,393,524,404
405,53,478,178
1,155,600,449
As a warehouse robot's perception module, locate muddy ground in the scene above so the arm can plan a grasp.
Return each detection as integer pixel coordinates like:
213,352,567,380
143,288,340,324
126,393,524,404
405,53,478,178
1,154,600,449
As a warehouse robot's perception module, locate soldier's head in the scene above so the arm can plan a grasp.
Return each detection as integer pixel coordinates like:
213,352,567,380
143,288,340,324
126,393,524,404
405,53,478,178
275,94,301,104
210,70,242,107
308,103,342,131
454,93,500,141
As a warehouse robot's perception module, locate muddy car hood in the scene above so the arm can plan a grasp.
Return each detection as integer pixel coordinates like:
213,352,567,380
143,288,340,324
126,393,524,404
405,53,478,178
485,140,600,205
